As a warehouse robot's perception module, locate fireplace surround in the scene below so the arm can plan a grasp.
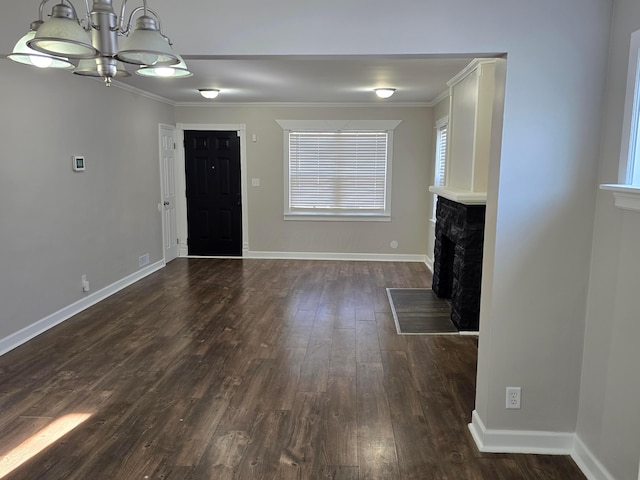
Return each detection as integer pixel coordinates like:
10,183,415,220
432,196,486,331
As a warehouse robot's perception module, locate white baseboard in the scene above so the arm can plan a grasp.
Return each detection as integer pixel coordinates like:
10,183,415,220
468,410,574,455
425,255,434,272
571,435,616,480
0,260,165,357
246,250,428,263
468,411,622,480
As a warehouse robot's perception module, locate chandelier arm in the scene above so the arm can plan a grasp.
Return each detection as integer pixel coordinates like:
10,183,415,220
118,0,129,32
83,0,92,28
62,0,81,22
36,0,89,29
36,0,59,21
118,5,165,36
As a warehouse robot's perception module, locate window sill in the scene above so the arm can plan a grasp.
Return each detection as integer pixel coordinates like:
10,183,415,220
284,213,391,222
600,184,640,212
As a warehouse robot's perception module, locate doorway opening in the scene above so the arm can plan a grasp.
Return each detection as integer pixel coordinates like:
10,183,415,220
184,130,242,256
173,123,249,258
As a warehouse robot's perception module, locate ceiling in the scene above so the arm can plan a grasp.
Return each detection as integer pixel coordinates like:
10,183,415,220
0,2,482,105
112,55,476,105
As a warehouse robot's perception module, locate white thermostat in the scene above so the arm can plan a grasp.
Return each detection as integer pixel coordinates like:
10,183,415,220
72,155,85,172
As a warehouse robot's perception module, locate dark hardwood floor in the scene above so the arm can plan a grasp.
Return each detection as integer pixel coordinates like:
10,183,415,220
0,259,585,479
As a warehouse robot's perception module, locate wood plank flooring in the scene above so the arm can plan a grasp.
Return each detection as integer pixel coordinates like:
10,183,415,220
0,259,586,479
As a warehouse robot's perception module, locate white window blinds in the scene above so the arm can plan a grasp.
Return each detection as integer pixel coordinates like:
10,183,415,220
434,124,447,187
432,120,448,220
288,131,389,213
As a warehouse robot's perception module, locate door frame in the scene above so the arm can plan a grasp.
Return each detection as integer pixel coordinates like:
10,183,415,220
175,123,249,257
158,123,179,263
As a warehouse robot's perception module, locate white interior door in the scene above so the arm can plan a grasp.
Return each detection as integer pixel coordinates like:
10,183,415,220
160,125,178,262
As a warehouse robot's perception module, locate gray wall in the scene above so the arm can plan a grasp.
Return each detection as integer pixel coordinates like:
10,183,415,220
175,106,432,257
0,60,174,340
577,0,640,478
469,7,609,436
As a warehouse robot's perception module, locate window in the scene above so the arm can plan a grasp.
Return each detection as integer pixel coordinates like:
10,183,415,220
288,131,388,212
622,30,640,186
610,28,640,188
277,120,401,221
432,116,448,219
600,28,640,211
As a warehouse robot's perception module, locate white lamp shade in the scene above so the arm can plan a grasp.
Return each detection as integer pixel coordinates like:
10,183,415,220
199,89,220,99
116,29,179,66
136,55,192,77
8,30,74,69
375,88,396,98
28,16,97,58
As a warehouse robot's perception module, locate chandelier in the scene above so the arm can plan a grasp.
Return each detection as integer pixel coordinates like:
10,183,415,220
8,0,191,85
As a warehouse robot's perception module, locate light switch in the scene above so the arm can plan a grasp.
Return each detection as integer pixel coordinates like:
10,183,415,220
252,178,260,187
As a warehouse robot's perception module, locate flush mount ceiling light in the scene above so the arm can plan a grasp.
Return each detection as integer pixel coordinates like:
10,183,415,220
199,88,220,99
8,0,186,86
374,88,396,99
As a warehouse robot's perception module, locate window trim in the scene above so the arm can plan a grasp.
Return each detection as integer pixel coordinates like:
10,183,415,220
432,115,449,220
277,119,401,221
600,28,640,211
619,29,640,185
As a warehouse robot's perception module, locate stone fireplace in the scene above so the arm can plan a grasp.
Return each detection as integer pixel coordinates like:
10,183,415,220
427,59,500,331
432,196,486,331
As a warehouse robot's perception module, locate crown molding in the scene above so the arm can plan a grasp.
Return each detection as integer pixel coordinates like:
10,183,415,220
174,101,432,108
447,58,499,87
430,89,450,107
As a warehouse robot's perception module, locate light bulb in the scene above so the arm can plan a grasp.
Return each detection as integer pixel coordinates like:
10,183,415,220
154,66,175,77
30,55,53,68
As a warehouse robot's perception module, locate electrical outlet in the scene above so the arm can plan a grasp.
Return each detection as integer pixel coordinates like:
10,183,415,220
506,387,521,409
139,253,150,267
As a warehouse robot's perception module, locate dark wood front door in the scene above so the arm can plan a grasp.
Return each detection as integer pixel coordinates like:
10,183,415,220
184,130,242,256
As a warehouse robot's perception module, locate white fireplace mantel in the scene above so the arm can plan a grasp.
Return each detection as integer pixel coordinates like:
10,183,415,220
429,186,487,205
